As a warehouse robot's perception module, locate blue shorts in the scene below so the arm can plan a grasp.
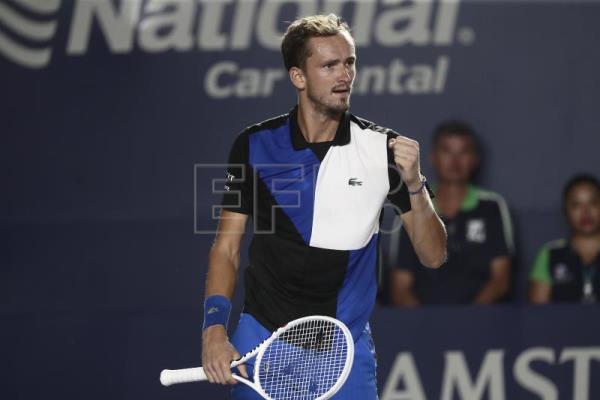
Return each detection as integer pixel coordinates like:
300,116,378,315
230,313,378,399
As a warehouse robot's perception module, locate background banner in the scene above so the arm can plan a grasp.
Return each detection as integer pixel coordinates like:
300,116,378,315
3,305,599,399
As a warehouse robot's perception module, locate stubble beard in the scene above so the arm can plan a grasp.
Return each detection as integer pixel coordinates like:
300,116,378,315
311,93,351,119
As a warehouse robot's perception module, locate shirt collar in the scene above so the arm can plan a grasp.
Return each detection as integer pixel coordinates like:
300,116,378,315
566,239,600,267
289,105,352,150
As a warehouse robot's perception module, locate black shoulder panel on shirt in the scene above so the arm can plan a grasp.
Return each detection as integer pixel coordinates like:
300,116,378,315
243,112,290,136
351,115,401,138
221,131,253,215
221,111,290,215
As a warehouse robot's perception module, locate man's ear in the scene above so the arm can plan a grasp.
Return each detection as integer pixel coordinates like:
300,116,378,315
289,66,305,90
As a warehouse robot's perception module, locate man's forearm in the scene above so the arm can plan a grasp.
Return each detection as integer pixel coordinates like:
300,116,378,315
529,282,551,304
390,270,421,306
474,256,511,304
406,185,447,268
392,289,421,306
201,211,248,385
473,279,506,304
205,245,240,299
388,137,447,268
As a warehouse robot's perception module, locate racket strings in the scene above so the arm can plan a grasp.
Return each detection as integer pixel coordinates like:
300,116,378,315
258,319,348,400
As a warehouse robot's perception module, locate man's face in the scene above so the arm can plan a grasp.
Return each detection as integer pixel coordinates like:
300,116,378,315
301,32,356,116
430,134,479,184
565,183,600,236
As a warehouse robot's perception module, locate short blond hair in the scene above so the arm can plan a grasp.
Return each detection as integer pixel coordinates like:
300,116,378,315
281,14,352,71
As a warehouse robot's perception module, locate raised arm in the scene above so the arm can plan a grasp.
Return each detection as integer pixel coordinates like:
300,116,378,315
389,136,447,268
202,210,249,385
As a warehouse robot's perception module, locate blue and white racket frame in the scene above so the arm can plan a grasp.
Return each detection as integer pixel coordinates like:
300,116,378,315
160,315,355,400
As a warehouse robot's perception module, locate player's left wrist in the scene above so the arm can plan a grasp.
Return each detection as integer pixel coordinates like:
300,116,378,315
405,174,425,193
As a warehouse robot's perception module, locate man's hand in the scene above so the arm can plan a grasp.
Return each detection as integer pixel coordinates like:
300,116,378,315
388,136,422,191
202,325,248,385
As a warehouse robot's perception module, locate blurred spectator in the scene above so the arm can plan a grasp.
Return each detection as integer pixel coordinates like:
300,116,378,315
529,174,600,304
388,121,514,305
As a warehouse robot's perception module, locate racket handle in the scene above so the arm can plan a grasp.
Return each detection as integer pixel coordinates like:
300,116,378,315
160,367,208,386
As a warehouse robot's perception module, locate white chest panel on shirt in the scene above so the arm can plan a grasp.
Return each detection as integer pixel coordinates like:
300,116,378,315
309,122,390,250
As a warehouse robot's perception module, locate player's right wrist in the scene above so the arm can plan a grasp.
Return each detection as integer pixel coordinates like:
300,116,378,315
202,295,232,331
202,324,227,341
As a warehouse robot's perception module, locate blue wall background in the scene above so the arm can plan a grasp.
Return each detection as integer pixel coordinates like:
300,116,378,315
2,0,600,398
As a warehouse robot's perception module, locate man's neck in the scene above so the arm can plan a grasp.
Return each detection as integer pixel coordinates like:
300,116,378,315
296,102,341,143
571,233,600,265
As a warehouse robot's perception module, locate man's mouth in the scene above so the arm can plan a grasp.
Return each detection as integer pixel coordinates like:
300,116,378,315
332,87,351,94
579,217,594,227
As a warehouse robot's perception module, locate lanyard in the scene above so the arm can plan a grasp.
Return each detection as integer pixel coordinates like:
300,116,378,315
582,264,597,304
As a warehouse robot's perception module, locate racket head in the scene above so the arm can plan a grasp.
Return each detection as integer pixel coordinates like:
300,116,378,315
253,315,354,400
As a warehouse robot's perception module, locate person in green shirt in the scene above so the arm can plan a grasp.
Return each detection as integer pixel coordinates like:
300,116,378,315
529,174,600,304
389,121,514,305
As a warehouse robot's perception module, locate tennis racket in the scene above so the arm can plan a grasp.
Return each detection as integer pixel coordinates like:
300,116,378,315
160,315,354,400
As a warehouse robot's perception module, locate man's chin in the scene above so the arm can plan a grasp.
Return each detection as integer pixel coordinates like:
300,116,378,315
575,225,600,237
326,100,350,114
309,95,350,117
438,177,471,185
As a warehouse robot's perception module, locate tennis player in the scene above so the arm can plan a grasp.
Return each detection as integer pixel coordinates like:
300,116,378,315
202,14,447,399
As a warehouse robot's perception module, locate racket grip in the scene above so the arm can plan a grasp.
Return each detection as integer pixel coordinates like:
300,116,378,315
160,367,208,386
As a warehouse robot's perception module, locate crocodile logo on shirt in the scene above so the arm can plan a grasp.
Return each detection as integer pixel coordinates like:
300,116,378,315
348,178,363,186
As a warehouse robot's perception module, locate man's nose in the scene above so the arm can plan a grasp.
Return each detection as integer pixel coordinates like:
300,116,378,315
339,65,353,82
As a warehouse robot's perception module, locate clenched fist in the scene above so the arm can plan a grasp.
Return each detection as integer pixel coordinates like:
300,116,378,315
388,136,422,191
